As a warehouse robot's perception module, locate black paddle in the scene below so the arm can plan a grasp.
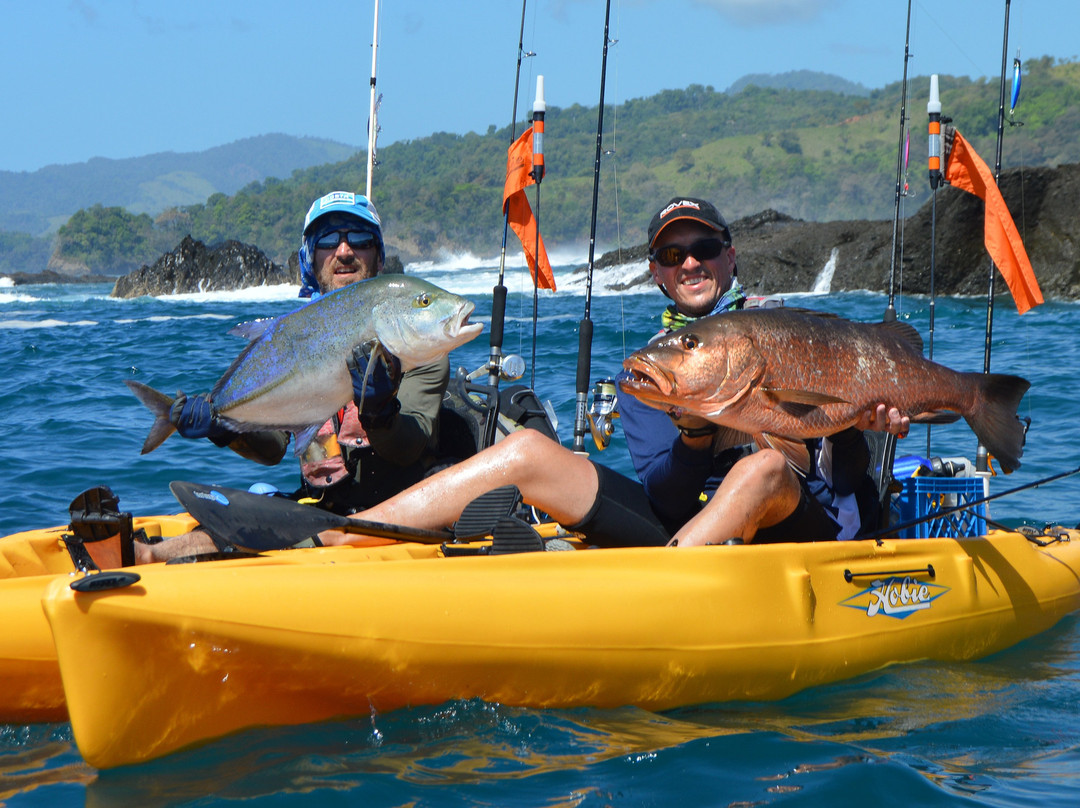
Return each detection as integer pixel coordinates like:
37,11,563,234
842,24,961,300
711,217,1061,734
169,481,452,552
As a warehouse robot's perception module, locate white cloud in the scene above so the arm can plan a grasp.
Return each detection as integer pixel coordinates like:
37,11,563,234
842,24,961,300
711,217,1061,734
691,0,840,26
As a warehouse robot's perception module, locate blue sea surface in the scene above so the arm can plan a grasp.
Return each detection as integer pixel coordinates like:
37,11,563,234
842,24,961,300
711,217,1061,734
2,264,1079,806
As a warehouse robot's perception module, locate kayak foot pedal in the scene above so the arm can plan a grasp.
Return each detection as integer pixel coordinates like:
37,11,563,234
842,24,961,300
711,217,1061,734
440,516,546,556
489,517,545,555
452,485,523,540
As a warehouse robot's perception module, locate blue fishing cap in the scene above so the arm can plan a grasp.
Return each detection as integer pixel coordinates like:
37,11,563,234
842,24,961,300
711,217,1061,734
298,191,384,298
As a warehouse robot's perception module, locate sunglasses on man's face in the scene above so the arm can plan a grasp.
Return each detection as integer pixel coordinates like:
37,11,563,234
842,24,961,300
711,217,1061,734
314,230,378,251
649,237,729,268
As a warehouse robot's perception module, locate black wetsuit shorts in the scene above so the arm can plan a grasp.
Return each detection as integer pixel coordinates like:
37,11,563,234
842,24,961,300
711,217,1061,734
569,462,840,547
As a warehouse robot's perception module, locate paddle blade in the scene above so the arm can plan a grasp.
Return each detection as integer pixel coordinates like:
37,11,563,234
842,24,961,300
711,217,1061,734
169,481,452,551
170,481,349,551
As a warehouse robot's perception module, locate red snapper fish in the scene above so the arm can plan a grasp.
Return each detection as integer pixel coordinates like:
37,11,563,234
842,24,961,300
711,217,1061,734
620,307,1029,473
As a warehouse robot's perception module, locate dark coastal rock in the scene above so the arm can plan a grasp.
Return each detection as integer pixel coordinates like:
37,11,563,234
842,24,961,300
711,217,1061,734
3,269,115,286
583,163,1080,302
110,236,299,299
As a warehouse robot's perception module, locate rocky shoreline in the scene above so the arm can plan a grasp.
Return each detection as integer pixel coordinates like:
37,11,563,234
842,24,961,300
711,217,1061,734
5,163,1078,301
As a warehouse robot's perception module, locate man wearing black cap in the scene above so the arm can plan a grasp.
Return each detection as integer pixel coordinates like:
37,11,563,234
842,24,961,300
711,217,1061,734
616,196,907,545
318,197,908,550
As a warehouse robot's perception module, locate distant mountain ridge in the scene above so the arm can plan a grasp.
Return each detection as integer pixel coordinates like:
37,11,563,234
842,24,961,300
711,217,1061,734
0,134,359,235
5,58,1080,278
727,69,871,97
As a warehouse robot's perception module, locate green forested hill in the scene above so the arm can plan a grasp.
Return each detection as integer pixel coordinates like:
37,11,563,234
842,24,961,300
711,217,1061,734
21,57,1080,275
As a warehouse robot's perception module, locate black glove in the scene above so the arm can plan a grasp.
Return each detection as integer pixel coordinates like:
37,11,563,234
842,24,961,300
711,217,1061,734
347,343,402,427
169,393,236,446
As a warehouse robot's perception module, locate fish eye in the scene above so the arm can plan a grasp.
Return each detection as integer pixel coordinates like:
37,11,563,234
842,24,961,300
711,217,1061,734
681,333,700,350
414,292,432,308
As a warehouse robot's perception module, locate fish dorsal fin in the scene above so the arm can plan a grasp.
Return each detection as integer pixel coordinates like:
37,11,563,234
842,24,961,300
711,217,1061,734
755,433,811,476
228,318,277,342
874,320,924,354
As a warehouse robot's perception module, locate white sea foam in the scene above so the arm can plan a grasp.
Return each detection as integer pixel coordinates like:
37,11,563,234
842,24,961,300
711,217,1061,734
151,283,301,304
0,318,98,330
0,291,41,304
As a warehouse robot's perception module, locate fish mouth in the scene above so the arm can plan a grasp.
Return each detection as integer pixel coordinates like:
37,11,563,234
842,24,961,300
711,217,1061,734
448,300,483,342
620,356,676,401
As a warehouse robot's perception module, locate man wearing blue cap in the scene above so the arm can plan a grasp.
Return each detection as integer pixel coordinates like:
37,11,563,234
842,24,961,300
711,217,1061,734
168,191,452,515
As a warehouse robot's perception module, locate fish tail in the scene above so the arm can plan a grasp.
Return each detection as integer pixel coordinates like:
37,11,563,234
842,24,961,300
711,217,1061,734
124,379,177,454
963,372,1031,473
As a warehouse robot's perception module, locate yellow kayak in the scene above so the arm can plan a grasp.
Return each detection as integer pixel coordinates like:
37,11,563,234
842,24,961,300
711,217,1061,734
41,527,1080,770
0,512,421,724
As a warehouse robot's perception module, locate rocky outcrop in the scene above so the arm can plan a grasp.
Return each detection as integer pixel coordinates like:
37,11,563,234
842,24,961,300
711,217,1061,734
584,163,1080,302
3,269,114,286
110,236,299,299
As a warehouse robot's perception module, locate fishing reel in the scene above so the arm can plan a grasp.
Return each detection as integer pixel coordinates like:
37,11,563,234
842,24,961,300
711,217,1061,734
586,378,620,451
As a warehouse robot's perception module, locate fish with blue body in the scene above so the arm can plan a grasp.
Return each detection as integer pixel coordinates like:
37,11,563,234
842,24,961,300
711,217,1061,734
126,275,482,455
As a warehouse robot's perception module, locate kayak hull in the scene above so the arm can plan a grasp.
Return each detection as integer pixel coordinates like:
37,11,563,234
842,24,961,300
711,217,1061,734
41,529,1080,769
0,516,407,724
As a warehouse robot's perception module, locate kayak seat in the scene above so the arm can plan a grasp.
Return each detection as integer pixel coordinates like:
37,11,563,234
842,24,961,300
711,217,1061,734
864,431,900,530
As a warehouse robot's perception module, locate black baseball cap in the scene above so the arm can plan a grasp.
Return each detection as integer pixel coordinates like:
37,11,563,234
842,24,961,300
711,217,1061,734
647,197,731,248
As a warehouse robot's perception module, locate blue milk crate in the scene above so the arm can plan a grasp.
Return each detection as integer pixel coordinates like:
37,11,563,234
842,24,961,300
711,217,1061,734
894,476,987,539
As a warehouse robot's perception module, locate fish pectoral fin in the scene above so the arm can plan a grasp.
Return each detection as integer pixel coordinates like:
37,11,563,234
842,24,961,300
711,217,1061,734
909,409,962,425
228,318,277,342
292,424,325,456
756,433,811,476
763,387,849,406
758,387,848,418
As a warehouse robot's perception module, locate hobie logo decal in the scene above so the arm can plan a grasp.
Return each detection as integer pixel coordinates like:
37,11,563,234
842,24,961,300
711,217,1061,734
841,576,949,619
193,490,230,507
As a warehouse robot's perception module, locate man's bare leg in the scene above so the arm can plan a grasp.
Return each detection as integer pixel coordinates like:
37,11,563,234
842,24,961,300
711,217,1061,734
670,449,801,547
321,430,600,545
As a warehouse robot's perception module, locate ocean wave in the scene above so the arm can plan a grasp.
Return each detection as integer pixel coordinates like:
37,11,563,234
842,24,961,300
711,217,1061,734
149,284,301,304
0,292,41,304
0,318,99,330
113,313,236,325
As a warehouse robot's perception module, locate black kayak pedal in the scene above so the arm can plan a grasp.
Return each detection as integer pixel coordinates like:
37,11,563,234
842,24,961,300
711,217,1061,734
453,485,524,540
488,517,545,555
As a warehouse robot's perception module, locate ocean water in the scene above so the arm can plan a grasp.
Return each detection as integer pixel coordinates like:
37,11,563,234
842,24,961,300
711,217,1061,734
2,259,1079,806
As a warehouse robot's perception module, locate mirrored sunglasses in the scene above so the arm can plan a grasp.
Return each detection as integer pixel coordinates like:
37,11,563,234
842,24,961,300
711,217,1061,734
314,230,378,251
650,237,728,268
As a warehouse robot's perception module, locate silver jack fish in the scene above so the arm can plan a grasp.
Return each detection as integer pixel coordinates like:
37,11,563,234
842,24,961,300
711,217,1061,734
621,307,1030,473
127,276,483,454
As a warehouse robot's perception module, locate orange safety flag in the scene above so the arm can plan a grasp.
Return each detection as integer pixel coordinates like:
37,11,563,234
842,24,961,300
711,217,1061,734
503,126,556,291
944,128,1043,314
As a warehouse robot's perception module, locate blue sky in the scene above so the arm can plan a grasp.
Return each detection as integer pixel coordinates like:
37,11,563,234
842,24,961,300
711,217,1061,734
1,0,1075,173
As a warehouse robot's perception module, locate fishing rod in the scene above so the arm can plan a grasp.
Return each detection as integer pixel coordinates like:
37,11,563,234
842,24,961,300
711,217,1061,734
365,0,381,201
572,0,613,454
926,74,942,457
861,464,1080,543
529,78,546,390
975,0,1014,474
883,0,914,324
479,0,532,449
